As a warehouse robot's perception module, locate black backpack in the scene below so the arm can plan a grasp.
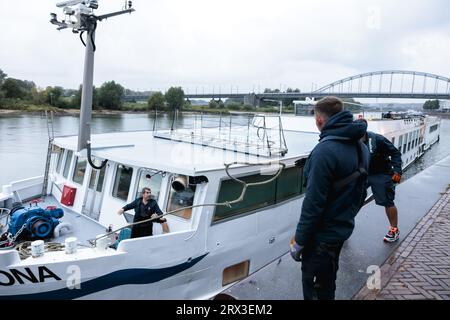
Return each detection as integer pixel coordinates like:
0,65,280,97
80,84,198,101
316,136,368,189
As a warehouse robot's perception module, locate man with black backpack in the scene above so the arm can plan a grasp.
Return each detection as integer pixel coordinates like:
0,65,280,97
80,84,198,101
290,96,369,300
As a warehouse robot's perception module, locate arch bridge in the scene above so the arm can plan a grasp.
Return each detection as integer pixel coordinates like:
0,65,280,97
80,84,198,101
124,70,450,105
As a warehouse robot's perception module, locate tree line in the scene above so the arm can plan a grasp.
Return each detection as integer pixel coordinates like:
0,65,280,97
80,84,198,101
423,100,440,110
147,87,186,112
0,68,130,110
0,67,364,113
0,67,191,112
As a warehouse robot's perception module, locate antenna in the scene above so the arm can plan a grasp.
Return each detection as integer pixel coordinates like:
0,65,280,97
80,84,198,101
50,0,135,169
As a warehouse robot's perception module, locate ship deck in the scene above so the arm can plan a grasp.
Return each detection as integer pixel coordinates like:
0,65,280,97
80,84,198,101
0,196,107,248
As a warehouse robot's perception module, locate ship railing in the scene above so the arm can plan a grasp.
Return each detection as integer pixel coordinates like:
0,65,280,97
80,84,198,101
152,113,288,158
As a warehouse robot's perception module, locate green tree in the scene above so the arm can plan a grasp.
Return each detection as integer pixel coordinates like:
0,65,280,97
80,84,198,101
0,69,7,87
209,99,219,109
31,87,47,105
45,86,64,106
72,85,99,109
423,100,440,110
165,87,185,111
98,81,124,110
225,97,244,106
183,99,192,109
2,78,26,99
147,91,165,111
0,69,6,106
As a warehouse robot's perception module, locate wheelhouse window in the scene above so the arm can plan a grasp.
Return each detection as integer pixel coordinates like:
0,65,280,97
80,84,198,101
72,157,87,185
402,134,407,153
407,132,412,151
429,124,439,133
214,166,304,223
167,175,196,220
398,135,403,154
62,150,74,179
135,169,163,201
89,160,106,192
54,147,65,174
415,131,419,147
112,164,134,201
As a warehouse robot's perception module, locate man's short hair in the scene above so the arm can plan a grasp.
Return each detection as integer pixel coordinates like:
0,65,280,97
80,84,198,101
142,187,151,194
315,96,344,119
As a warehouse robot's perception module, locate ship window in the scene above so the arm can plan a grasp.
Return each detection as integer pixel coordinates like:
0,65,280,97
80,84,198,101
415,131,419,147
429,125,439,133
398,135,403,149
72,157,87,185
167,175,196,219
135,169,163,202
62,150,73,179
391,137,396,145
408,132,412,151
89,161,106,193
97,166,106,193
55,147,65,174
214,166,304,223
276,166,304,203
402,134,407,153
214,173,277,222
112,164,134,201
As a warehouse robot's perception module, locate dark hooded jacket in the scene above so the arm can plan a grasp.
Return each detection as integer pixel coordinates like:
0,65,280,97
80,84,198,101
364,131,403,175
295,111,369,246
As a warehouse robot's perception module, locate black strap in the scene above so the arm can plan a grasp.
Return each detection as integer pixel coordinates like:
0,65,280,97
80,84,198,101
333,141,367,189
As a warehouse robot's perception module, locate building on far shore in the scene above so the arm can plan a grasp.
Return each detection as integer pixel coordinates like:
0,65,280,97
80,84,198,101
294,99,315,115
441,100,450,113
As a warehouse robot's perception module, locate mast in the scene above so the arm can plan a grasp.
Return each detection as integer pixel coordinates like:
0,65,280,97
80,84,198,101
50,0,135,168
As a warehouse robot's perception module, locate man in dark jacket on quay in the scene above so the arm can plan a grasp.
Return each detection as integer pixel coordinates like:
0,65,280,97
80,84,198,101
363,128,403,243
290,96,369,300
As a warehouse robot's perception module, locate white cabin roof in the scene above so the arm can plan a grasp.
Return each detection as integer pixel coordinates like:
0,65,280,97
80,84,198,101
54,129,319,176
53,114,439,176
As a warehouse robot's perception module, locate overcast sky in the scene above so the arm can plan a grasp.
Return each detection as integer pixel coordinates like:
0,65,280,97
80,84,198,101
1,0,449,94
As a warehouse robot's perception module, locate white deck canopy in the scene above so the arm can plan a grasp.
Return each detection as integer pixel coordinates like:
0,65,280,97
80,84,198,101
54,128,320,176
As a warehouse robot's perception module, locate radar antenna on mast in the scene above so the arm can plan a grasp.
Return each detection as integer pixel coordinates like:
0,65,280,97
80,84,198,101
50,1,135,169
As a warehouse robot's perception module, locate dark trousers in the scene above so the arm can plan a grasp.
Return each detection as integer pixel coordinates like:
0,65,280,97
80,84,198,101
301,242,344,300
130,223,153,239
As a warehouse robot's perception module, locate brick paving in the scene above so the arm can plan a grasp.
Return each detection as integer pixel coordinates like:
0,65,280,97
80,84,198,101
354,190,450,300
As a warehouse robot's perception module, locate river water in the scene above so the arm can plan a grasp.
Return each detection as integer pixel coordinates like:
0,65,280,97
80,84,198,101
0,113,449,187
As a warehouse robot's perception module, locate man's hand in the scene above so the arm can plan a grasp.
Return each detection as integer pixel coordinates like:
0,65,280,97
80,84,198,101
117,208,124,216
151,214,167,223
392,172,402,184
290,238,304,262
